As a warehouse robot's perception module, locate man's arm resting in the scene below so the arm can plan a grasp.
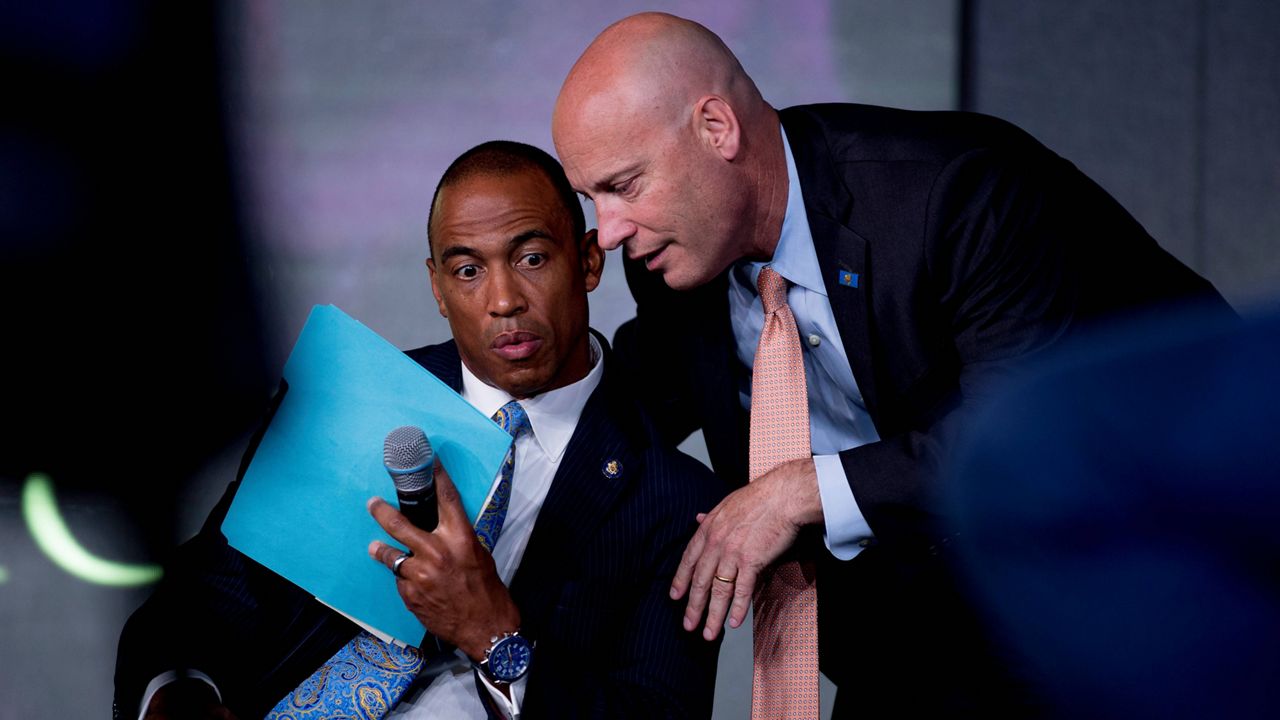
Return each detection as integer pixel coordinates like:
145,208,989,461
670,457,824,639
813,453,875,559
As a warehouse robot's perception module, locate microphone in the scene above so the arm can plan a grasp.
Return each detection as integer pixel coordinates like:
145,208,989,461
383,426,437,531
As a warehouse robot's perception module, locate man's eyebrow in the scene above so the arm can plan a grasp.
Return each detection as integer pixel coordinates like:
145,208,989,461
586,164,642,192
438,244,479,262
509,229,552,247
437,228,556,262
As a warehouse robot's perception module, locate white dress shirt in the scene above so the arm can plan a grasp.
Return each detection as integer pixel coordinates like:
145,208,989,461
392,335,603,718
726,128,878,560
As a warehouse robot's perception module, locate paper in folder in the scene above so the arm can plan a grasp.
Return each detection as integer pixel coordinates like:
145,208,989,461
222,304,512,646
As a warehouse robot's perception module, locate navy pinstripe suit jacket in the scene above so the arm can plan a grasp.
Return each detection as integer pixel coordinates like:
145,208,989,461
115,335,724,718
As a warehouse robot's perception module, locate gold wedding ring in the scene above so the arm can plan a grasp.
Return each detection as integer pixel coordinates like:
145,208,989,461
713,574,736,583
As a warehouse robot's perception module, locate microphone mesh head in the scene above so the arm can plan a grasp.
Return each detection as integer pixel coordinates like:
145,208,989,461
384,426,433,493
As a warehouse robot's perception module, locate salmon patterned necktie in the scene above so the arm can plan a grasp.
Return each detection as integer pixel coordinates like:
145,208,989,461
749,266,820,718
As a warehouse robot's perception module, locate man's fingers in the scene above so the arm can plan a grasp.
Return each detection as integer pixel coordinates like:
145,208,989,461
670,520,709,600
681,530,726,634
701,564,739,640
727,564,757,629
368,496,428,548
369,540,411,571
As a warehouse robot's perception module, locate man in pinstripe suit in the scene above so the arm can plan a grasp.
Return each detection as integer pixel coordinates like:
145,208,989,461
115,141,724,719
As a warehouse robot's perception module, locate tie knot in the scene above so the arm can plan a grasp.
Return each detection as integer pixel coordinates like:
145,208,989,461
757,266,789,314
493,401,531,438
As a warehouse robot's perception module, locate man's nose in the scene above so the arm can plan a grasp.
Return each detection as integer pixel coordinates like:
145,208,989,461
488,268,527,317
595,202,636,251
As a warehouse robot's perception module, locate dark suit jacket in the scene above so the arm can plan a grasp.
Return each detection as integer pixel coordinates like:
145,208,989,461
615,103,1231,713
115,337,725,719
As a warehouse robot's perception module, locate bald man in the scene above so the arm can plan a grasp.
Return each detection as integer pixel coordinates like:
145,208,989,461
553,12,1230,716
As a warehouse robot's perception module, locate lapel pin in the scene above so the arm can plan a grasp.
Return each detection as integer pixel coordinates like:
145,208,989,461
837,271,860,288
601,459,622,479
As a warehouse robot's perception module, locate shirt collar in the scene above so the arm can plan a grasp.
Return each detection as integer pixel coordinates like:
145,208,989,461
736,125,827,297
459,334,603,462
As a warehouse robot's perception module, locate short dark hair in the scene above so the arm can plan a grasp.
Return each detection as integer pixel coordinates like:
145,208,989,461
427,140,586,256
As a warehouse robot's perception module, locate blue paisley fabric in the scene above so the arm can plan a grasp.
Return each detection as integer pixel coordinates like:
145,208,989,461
266,631,424,719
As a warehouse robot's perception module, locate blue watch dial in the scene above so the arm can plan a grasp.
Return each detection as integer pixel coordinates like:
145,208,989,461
487,634,532,682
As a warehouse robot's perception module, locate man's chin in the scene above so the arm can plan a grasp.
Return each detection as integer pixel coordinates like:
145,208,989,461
493,368,551,400
658,267,709,292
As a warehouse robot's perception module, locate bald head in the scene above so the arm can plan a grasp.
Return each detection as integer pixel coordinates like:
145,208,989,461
554,13,765,139
552,13,789,291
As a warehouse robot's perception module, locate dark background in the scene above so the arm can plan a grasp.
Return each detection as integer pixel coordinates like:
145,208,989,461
1,2,1276,717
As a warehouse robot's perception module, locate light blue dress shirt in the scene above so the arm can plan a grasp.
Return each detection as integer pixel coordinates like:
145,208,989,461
727,127,878,561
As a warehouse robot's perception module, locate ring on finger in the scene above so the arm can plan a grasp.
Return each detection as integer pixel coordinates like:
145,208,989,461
392,551,413,577
713,574,736,583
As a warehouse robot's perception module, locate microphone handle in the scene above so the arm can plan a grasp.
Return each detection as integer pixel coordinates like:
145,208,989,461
397,488,438,531
397,492,452,655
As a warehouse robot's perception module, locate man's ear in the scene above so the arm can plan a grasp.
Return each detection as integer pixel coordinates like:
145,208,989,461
426,257,448,318
581,229,604,293
694,96,741,161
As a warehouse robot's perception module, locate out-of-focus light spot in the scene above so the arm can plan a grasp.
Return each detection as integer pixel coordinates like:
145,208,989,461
21,473,162,587
0,565,8,583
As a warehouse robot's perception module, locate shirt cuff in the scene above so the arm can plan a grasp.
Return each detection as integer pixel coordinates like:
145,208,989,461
814,454,874,560
137,669,220,720
476,669,528,720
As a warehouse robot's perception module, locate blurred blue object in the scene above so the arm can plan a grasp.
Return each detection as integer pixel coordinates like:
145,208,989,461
948,302,1280,718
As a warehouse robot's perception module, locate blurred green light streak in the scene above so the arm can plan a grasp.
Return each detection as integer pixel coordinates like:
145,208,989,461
21,473,162,587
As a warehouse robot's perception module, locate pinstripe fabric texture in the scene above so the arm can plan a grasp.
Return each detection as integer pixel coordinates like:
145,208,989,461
749,267,820,718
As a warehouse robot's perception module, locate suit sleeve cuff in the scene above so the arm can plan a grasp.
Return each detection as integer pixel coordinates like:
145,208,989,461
814,454,874,560
137,670,220,720
476,670,527,720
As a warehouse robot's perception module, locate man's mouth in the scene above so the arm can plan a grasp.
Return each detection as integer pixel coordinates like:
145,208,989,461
491,331,543,360
642,244,670,272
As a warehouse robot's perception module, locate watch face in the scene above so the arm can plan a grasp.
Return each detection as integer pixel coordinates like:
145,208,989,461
488,635,533,682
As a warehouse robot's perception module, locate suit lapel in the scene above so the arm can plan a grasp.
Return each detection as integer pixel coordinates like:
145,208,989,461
808,215,880,419
509,342,641,637
781,108,882,420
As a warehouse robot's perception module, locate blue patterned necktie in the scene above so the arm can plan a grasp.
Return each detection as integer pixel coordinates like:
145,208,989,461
268,401,531,719
475,401,531,552
266,631,425,720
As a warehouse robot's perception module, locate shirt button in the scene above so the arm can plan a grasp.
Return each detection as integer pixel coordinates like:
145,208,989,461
807,333,822,347
858,538,873,548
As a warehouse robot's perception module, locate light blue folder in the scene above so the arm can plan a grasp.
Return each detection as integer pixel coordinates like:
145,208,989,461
222,305,512,645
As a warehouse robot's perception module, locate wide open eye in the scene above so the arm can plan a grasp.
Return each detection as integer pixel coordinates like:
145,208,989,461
454,264,480,279
519,253,546,268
